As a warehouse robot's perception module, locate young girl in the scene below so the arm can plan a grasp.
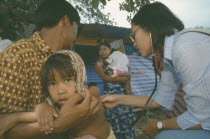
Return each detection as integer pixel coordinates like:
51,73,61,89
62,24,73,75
40,50,113,139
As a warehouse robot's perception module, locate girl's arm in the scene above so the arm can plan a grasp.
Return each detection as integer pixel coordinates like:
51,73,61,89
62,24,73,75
6,92,100,138
0,112,37,137
95,61,129,83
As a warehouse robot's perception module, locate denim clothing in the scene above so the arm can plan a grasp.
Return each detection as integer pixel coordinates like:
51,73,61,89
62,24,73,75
155,130,210,139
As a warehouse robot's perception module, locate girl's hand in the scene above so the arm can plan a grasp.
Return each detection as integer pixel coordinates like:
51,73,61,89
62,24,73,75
100,95,120,108
35,103,58,134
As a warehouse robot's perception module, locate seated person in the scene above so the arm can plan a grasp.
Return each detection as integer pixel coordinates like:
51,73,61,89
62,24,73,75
105,50,132,95
39,50,112,139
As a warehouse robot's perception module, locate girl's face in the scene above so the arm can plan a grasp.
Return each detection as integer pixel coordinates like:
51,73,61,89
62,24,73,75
131,24,153,57
99,45,111,59
48,71,76,106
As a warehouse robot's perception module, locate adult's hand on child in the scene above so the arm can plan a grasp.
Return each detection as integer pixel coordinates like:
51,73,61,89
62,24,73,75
35,103,58,134
142,119,160,137
101,95,120,108
56,89,100,132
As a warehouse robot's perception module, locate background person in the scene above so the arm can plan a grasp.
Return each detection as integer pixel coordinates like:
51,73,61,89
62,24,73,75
95,42,135,139
101,2,210,139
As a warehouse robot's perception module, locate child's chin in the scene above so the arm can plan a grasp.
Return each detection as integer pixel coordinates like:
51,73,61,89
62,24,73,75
58,100,67,105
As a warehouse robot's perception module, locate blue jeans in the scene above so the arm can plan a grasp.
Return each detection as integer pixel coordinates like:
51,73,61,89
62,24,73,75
155,130,210,139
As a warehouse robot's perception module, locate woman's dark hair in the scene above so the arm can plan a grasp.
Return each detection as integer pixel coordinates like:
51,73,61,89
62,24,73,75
33,0,80,31
99,42,111,49
132,2,184,52
98,42,116,53
40,53,76,96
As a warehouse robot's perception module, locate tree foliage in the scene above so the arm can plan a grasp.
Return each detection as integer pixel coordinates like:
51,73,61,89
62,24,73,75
195,26,210,30
0,0,44,40
119,0,153,21
69,0,114,25
0,0,152,40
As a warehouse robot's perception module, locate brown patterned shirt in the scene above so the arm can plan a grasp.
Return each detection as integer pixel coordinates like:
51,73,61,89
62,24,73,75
0,32,53,113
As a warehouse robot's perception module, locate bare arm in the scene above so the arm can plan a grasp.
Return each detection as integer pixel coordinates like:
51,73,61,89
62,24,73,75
162,117,202,130
6,91,100,139
95,61,129,83
142,117,202,137
101,95,161,108
0,112,37,137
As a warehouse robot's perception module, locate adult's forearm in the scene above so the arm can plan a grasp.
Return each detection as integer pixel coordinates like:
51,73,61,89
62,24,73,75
6,117,74,138
53,114,79,133
99,75,128,83
0,112,37,138
162,117,202,130
118,95,161,108
5,122,45,139
5,119,70,139
4,112,41,139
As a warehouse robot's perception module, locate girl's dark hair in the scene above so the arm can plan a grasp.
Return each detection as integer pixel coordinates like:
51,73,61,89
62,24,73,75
132,2,184,51
40,53,76,96
33,0,80,31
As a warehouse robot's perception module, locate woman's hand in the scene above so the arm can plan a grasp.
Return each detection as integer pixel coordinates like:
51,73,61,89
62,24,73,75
101,95,120,108
142,119,160,137
34,103,58,134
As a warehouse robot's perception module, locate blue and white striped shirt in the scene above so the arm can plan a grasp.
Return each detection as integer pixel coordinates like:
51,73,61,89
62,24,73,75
152,29,210,130
127,52,157,96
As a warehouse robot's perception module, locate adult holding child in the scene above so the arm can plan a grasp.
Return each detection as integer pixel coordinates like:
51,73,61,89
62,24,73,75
0,0,99,138
102,2,210,139
95,42,135,139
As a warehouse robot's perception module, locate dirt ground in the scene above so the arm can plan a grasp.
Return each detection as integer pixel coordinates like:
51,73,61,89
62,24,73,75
134,108,167,139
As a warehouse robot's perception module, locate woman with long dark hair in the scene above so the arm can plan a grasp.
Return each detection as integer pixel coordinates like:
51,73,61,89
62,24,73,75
95,42,135,139
102,2,210,139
